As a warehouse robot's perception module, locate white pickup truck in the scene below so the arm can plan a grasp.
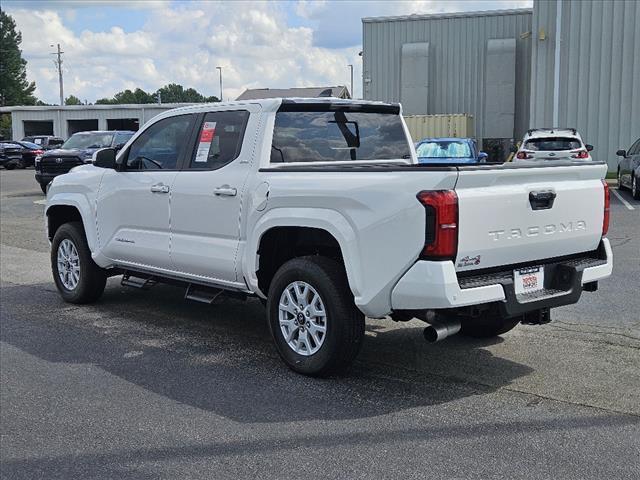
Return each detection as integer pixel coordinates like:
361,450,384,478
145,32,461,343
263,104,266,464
45,98,613,376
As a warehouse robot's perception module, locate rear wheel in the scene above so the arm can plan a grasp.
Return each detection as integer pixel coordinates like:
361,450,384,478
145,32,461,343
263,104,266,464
267,256,365,377
18,158,27,169
51,222,107,303
618,169,625,190
460,313,521,338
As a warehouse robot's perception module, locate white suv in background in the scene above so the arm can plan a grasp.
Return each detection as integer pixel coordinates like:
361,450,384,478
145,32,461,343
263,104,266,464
515,128,593,162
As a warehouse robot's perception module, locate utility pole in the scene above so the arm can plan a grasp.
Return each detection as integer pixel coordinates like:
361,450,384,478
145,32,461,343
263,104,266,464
216,66,223,102
50,44,64,105
347,64,354,99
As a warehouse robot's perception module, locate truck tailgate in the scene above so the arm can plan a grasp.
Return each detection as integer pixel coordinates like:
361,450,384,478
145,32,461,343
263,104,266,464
454,163,607,272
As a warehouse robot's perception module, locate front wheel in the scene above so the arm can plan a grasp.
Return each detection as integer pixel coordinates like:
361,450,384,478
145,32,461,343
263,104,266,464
51,222,107,303
4,162,16,170
267,256,365,377
632,174,640,200
39,182,47,194
618,169,625,190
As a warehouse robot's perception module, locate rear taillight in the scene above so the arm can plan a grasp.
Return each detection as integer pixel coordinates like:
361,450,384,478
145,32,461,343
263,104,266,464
516,151,532,160
33,149,45,155
572,150,589,159
416,190,458,260
601,180,610,236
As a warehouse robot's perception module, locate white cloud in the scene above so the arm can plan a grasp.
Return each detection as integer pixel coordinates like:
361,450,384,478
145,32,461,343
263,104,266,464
6,0,531,104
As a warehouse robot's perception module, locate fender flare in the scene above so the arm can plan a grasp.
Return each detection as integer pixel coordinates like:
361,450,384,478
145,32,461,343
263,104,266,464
46,194,98,253
243,207,363,301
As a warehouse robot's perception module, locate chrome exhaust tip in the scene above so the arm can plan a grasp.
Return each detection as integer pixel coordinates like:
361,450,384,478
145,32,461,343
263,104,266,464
423,319,461,343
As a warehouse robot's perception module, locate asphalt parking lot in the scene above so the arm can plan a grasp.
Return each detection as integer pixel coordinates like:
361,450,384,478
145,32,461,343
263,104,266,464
1,168,639,479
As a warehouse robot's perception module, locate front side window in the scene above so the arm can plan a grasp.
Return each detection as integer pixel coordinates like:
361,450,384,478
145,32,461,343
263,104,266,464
126,115,191,170
417,141,472,158
62,133,114,150
189,110,249,169
270,110,411,163
524,137,582,151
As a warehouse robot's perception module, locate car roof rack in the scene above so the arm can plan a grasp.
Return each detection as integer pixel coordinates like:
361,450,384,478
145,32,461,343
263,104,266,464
527,127,577,136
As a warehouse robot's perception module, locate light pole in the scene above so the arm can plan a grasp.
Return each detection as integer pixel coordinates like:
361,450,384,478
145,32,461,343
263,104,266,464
50,43,64,105
216,66,223,102
347,64,353,99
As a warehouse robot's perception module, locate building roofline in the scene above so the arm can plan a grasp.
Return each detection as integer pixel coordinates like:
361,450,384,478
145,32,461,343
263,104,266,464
362,8,533,23
0,103,195,113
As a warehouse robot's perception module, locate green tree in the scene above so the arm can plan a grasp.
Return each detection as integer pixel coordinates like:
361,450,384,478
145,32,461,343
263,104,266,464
95,84,218,105
65,95,83,105
0,11,37,106
0,113,12,140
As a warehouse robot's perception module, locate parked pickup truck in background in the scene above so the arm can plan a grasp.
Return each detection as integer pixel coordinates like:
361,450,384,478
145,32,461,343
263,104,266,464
44,98,613,376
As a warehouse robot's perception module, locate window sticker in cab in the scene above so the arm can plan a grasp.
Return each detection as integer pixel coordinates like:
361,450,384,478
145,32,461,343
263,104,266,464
194,122,216,163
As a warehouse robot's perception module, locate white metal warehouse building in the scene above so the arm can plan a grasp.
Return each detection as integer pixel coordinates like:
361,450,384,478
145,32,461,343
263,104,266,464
0,104,192,140
362,0,640,170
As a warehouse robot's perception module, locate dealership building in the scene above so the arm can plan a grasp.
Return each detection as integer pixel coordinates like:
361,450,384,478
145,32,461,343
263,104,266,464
0,103,191,140
362,0,640,170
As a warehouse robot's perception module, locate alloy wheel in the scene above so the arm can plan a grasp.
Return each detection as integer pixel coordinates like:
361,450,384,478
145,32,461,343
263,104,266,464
278,281,327,356
57,238,80,290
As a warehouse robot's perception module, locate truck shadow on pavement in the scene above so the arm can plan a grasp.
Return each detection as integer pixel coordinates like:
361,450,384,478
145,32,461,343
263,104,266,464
2,281,534,425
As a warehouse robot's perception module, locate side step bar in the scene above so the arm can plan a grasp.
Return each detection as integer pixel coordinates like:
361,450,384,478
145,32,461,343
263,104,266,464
184,283,224,304
121,273,157,289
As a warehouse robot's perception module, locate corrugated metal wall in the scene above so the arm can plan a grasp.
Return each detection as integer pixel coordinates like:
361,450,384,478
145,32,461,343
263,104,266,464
362,9,533,142
530,0,640,171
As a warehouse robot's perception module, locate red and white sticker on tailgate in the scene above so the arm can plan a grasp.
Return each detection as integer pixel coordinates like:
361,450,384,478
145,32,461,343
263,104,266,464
514,266,544,295
194,121,217,163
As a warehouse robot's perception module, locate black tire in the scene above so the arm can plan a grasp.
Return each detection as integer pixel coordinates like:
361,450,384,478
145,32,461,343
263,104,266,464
632,174,640,200
4,162,16,170
618,169,625,190
18,159,27,169
266,256,365,377
40,182,47,194
460,313,521,338
51,222,107,304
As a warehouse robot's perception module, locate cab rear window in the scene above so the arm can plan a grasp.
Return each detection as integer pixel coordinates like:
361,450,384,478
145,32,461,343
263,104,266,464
524,137,582,151
271,109,411,163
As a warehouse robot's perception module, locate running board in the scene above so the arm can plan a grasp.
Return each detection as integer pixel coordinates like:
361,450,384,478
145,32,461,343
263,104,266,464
121,273,157,289
184,283,224,304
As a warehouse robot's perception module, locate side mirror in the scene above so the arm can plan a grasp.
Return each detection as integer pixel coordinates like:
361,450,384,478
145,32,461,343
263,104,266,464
93,148,117,169
616,149,627,157
478,152,488,162
585,144,594,152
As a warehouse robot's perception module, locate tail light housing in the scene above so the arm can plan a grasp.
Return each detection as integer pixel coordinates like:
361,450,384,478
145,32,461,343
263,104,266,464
416,190,458,260
572,150,589,159
516,151,532,160
601,179,610,236
33,149,45,155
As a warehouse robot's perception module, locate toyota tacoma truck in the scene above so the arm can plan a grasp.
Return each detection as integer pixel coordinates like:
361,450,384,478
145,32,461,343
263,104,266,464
44,98,613,376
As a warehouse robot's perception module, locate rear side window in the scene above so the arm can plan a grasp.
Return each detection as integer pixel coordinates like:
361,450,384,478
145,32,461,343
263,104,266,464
113,132,134,147
271,110,411,163
126,115,192,170
524,137,582,151
189,110,249,169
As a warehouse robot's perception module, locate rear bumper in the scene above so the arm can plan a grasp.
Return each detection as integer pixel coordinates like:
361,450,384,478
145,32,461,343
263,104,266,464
391,238,613,314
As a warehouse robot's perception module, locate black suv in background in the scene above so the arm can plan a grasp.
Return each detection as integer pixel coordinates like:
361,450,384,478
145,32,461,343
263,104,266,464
36,130,134,193
22,136,65,150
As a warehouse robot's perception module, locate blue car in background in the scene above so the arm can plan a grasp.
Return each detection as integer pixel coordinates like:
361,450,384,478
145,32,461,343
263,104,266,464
415,137,488,164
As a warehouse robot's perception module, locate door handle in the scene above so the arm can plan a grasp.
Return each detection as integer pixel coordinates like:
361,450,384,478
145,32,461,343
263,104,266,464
213,185,237,197
150,183,170,194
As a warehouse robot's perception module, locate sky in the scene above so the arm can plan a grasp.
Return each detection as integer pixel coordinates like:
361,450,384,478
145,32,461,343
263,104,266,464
4,0,532,104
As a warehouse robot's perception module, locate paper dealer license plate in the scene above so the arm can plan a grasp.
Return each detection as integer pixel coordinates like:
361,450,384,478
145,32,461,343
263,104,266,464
514,266,544,295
